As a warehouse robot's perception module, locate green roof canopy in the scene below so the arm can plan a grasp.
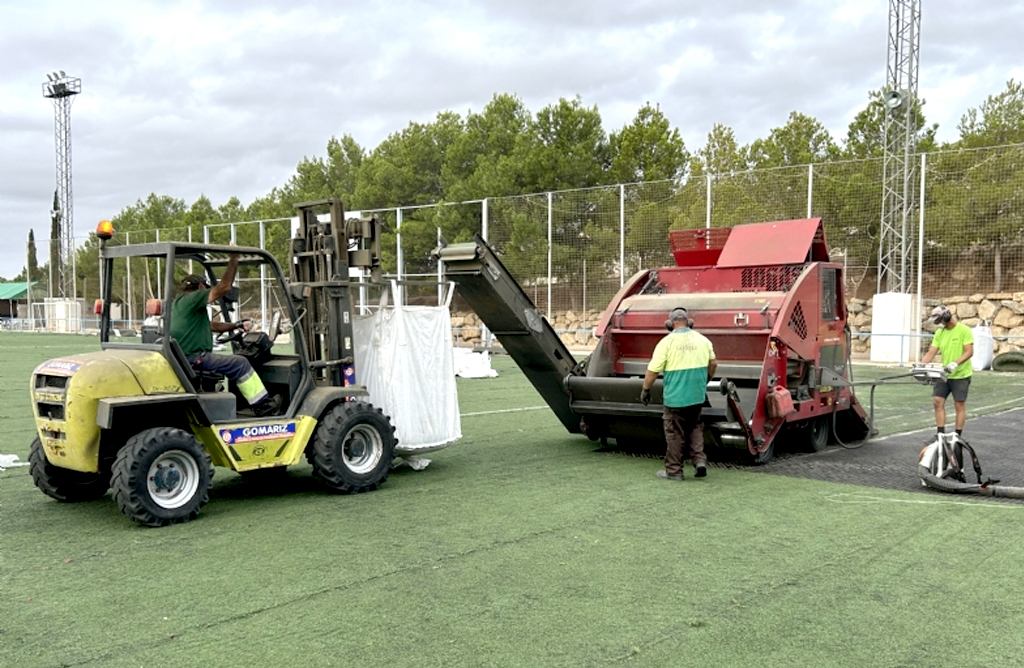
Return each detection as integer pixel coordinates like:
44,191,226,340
0,282,37,300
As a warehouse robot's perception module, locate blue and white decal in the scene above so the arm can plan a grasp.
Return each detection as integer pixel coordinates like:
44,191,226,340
35,359,82,376
220,422,296,444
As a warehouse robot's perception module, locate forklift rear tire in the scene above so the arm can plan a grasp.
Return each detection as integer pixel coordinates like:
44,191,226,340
311,402,396,494
111,428,213,527
29,437,109,502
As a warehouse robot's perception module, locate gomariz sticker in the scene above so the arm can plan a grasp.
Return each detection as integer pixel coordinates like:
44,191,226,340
220,422,296,444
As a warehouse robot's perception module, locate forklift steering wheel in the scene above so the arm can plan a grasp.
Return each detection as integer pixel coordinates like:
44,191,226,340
215,318,252,344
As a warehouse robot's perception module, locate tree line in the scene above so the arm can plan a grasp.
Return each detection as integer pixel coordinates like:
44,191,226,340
7,80,1024,300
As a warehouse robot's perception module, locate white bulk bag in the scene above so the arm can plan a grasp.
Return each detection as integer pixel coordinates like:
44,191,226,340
352,304,461,454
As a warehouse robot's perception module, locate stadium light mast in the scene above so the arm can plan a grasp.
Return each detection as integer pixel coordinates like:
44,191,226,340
42,70,82,299
876,0,921,294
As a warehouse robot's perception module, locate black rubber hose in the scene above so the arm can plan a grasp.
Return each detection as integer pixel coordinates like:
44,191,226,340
918,466,981,494
919,466,1024,499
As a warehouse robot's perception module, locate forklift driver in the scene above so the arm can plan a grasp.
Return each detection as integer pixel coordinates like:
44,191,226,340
171,253,281,417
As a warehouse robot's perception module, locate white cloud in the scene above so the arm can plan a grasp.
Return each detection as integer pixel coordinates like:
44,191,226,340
0,0,1019,278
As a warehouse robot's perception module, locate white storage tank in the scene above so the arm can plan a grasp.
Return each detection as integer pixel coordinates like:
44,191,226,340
972,323,994,371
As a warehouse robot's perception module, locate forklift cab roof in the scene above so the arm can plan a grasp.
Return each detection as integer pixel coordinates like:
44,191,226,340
102,241,273,267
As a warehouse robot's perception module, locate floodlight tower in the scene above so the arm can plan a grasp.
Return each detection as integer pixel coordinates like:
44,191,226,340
876,0,921,294
42,70,82,299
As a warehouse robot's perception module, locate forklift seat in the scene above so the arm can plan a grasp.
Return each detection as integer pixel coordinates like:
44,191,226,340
167,338,224,392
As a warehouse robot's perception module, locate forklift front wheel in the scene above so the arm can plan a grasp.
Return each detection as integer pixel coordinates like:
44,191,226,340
111,428,213,527
311,402,396,494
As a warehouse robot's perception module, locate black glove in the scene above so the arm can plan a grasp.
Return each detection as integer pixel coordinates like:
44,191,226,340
640,387,651,405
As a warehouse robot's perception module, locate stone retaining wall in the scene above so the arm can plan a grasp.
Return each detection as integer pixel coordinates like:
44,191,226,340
451,310,600,351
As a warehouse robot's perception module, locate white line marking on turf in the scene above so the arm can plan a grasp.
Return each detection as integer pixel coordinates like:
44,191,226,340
872,404,1024,440
825,492,1021,509
460,406,548,417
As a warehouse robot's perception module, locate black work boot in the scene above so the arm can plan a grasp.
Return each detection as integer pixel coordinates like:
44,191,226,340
253,394,282,418
694,462,707,478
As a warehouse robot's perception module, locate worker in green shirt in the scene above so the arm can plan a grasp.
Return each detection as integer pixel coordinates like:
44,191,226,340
920,304,974,440
170,253,280,417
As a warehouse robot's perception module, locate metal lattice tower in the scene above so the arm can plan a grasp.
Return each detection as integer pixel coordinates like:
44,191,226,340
42,71,81,299
877,0,921,294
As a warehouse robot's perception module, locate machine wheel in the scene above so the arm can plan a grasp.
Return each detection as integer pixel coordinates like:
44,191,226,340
750,439,775,465
801,416,830,453
111,428,213,527
28,437,109,502
310,402,396,494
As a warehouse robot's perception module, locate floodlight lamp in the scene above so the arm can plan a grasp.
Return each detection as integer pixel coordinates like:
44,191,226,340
45,73,53,82
883,90,905,111
59,70,66,78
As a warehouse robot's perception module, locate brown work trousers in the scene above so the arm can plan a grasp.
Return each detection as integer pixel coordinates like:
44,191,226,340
663,404,706,476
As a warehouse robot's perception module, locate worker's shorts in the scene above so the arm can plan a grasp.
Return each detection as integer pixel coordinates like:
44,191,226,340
933,377,971,402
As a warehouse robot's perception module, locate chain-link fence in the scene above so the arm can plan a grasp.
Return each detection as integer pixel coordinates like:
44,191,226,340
14,142,1024,334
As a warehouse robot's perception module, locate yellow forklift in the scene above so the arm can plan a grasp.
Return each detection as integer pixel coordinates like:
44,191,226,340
29,200,397,526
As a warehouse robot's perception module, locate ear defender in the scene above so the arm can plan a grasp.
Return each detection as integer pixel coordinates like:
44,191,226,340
666,307,688,331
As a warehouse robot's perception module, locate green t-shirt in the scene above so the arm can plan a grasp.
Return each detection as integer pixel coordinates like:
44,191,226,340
647,328,716,408
170,289,212,357
931,322,974,379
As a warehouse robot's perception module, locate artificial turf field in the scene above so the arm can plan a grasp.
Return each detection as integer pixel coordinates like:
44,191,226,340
3,332,1024,667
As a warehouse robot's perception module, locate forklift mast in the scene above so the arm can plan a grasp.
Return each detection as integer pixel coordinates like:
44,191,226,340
290,199,383,387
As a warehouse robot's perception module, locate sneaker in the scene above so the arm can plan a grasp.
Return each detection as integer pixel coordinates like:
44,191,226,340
253,394,283,418
694,462,707,478
656,470,683,482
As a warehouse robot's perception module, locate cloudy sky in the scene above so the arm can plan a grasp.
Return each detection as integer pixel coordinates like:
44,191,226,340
0,0,1021,279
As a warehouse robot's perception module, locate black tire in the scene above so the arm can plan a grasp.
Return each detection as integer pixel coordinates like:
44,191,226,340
29,437,109,502
111,428,213,527
310,401,396,493
804,416,830,452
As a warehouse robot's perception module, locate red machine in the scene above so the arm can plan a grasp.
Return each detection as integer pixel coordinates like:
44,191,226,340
438,217,872,464
567,218,871,462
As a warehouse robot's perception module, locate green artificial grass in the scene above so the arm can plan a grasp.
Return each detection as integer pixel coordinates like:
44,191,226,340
3,333,1024,667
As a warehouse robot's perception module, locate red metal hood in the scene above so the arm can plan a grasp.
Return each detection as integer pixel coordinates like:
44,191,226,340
715,218,829,267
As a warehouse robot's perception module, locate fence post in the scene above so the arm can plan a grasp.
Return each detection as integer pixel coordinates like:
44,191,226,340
547,191,552,321
807,163,814,218
482,197,488,241
914,152,927,362
706,174,712,229
396,207,404,306
437,226,443,305
155,229,161,299
259,220,267,332
619,184,625,287
125,231,131,327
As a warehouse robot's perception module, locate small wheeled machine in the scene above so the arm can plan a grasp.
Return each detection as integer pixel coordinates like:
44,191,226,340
912,363,1024,499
